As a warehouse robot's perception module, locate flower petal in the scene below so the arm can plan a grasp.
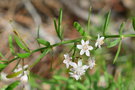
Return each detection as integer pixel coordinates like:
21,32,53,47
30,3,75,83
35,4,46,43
81,40,85,45
86,50,90,56
98,34,100,39
98,45,101,48
78,60,82,66
82,65,89,70
63,60,67,63
88,46,93,50
69,72,80,80
95,42,98,47
100,37,104,40
20,74,28,83
70,62,77,68
86,40,89,44
74,75,80,80
64,54,68,58
80,50,85,55
77,45,83,49
66,63,69,68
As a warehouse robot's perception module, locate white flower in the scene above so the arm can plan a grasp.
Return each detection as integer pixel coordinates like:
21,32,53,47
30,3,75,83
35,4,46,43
20,71,28,83
69,60,89,80
69,72,81,80
95,34,104,48
77,40,93,56
63,54,72,68
13,65,29,83
14,65,28,77
88,57,95,69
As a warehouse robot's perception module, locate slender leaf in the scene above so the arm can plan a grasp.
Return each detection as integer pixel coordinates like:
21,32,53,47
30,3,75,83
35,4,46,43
14,35,29,52
58,8,63,40
37,38,50,46
5,81,20,90
54,19,58,33
6,70,23,78
53,9,63,41
132,18,135,31
17,52,31,58
103,11,111,36
113,41,122,63
58,8,62,32
108,38,121,48
74,22,87,36
9,35,15,55
119,22,125,35
59,27,64,40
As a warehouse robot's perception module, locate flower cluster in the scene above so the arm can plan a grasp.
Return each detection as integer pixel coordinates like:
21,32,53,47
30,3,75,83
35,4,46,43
63,34,104,80
14,64,29,83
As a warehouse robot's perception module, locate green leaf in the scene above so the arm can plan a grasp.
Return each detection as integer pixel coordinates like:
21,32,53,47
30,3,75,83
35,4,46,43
113,41,122,63
17,52,31,58
103,11,111,36
9,35,15,55
54,19,58,33
108,38,121,48
37,38,50,46
132,18,135,31
6,70,23,78
74,22,87,36
0,63,7,71
5,81,20,90
14,35,29,52
119,22,125,35
53,9,63,41
58,8,62,32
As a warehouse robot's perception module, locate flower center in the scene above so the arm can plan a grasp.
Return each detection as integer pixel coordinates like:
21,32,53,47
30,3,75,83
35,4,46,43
98,39,104,45
75,67,85,75
83,44,88,50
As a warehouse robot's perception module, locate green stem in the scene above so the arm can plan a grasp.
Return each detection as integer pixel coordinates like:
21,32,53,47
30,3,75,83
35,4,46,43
105,35,120,38
123,34,135,37
12,59,21,72
7,33,135,64
32,38,81,53
105,34,135,38
8,57,19,63
113,41,122,63
8,38,81,64
52,38,81,47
